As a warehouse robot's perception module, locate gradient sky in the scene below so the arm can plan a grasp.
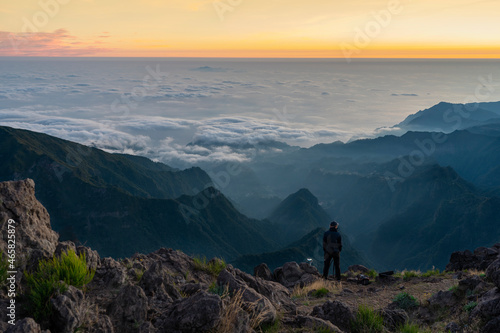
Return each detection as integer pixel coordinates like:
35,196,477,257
1,0,499,57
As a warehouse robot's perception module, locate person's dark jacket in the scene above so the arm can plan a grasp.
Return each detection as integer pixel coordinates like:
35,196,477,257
323,228,342,255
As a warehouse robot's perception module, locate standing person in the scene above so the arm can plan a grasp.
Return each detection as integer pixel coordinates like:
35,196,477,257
323,221,342,280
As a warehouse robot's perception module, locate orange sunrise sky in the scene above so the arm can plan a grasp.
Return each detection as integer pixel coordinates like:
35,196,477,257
0,0,499,58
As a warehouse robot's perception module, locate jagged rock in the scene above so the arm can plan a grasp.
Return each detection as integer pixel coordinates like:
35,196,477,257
88,315,115,333
445,321,461,333
446,246,499,272
471,288,500,319
217,269,277,325
158,291,222,333
77,245,101,271
428,290,459,308
140,261,181,302
283,315,343,332
108,284,148,333
274,262,318,288
378,308,409,330
458,276,483,295
50,285,85,333
254,263,273,281
233,268,296,312
5,317,48,333
299,262,320,275
92,257,127,288
486,259,500,289
482,316,500,333
181,282,206,296
0,179,59,270
348,264,370,273
311,300,354,332
55,241,76,257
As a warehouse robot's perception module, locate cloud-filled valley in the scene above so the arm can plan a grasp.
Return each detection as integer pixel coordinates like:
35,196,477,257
1,58,500,168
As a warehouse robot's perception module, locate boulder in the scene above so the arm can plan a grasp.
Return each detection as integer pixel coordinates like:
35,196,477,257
140,261,181,302
311,300,354,332
0,179,59,270
158,291,222,333
77,245,101,271
108,284,148,333
471,288,500,319
234,268,295,312
5,317,47,333
274,262,319,288
347,264,370,273
428,290,459,309
446,246,499,272
92,257,127,288
445,321,461,333
217,269,277,325
378,308,409,330
181,282,206,297
486,259,500,289
283,315,343,332
254,263,273,281
50,285,85,333
482,316,500,333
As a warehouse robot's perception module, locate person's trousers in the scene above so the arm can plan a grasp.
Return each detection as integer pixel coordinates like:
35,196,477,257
323,252,341,280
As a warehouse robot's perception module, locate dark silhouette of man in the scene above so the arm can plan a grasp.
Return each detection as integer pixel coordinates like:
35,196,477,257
323,221,342,280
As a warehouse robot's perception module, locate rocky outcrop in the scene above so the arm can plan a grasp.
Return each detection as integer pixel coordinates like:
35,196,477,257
0,179,59,269
311,300,355,332
50,286,85,333
273,261,320,288
446,245,500,272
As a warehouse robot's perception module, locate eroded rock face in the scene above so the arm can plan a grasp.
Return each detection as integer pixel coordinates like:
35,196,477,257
446,246,500,272
108,284,148,333
311,300,354,332
273,262,319,288
157,291,222,333
50,285,85,333
217,269,277,325
5,317,47,333
0,179,59,269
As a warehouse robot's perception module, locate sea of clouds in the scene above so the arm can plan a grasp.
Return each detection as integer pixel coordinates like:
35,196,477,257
1,58,499,168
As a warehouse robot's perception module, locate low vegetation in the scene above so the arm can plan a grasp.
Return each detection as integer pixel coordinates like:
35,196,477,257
0,251,9,286
350,304,385,333
193,256,227,277
24,250,95,322
291,279,341,299
393,292,420,311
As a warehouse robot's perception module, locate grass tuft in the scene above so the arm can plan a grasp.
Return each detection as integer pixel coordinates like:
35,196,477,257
193,256,227,277
350,304,385,333
393,292,419,310
292,278,341,299
24,249,95,322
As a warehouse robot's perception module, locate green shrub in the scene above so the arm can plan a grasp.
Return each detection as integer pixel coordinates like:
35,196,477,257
350,305,385,333
402,270,419,280
208,281,229,297
24,249,95,322
311,287,329,298
421,268,441,278
367,269,378,279
193,256,226,277
393,292,419,310
464,301,477,312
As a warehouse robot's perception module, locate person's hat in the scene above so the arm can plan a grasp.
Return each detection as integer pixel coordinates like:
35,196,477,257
330,221,339,228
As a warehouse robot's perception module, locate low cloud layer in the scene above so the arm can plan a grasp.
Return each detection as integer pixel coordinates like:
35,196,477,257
1,58,500,168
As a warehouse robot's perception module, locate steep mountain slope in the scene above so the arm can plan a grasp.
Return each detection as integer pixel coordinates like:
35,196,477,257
0,126,211,199
0,126,278,260
268,188,331,244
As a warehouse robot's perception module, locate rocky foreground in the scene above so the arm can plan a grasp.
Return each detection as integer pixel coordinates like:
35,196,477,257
2,179,500,333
